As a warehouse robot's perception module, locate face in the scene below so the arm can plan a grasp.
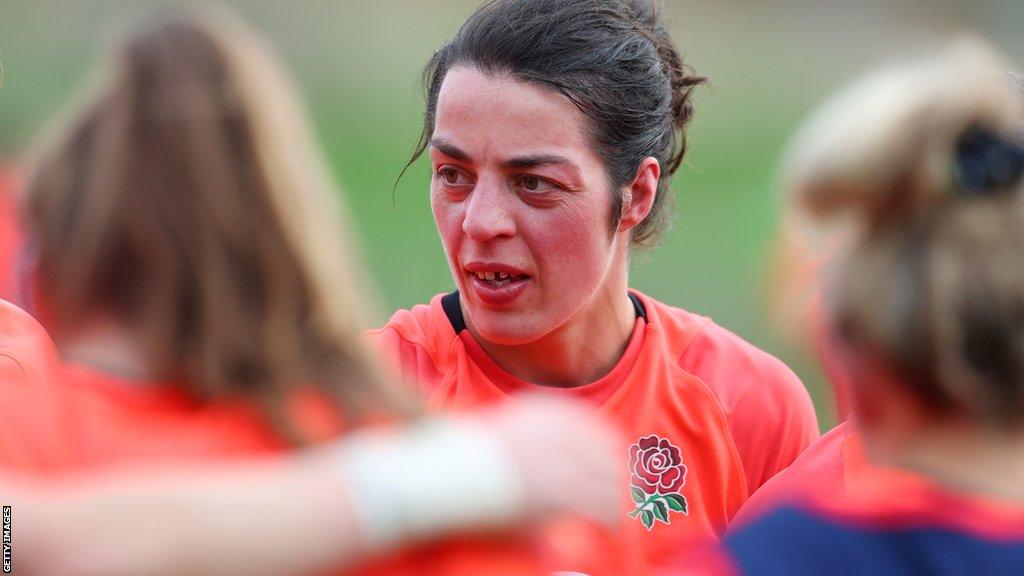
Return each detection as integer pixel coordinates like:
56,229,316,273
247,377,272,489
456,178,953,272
429,66,628,345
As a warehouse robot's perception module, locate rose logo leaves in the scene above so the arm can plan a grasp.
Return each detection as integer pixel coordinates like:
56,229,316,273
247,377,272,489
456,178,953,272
627,434,688,530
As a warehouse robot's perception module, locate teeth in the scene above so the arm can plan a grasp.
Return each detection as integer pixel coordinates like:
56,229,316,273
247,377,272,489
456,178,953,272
473,270,518,282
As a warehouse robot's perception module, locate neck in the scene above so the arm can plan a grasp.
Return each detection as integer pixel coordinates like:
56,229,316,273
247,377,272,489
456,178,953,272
469,275,637,388
875,423,1024,501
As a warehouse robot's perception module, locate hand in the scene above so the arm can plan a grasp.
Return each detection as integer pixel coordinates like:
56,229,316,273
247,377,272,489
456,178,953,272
472,396,623,527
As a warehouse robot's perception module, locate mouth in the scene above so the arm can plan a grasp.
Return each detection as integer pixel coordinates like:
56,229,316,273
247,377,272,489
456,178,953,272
468,269,531,288
463,263,531,306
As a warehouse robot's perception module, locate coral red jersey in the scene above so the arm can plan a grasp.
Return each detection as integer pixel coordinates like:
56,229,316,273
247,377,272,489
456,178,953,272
0,303,548,575
366,290,819,574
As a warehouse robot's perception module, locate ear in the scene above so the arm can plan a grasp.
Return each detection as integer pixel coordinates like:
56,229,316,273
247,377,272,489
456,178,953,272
617,157,660,232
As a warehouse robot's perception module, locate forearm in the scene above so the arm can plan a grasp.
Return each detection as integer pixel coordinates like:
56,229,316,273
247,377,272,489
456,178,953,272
5,398,619,576
16,457,362,576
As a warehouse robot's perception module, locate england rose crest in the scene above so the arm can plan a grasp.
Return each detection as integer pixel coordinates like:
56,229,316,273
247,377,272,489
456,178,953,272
627,434,688,530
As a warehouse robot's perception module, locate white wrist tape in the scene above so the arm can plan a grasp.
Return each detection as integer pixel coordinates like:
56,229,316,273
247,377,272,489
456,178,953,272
338,417,526,549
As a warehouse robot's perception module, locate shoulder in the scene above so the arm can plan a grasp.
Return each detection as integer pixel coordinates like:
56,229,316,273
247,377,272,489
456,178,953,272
365,294,455,359
638,290,812,418
722,504,856,576
686,319,805,411
0,300,68,471
633,291,711,354
363,293,458,396
636,290,819,492
689,319,818,491
691,319,815,443
659,500,856,576
0,299,57,383
731,421,853,527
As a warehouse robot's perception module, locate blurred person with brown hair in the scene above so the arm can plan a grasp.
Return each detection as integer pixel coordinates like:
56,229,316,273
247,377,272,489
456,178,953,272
0,292,617,576
0,4,622,575
367,1,819,571
675,40,1024,575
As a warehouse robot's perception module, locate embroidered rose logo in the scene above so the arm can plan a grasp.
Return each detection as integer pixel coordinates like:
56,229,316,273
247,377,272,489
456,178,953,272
627,434,688,530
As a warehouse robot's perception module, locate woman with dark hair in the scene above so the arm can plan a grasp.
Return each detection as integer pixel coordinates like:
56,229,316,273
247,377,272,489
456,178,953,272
699,41,1024,575
368,0,818,571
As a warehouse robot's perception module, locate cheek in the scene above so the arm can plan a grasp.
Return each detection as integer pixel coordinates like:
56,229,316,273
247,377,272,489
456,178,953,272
431,190,463,254
528,200,615,289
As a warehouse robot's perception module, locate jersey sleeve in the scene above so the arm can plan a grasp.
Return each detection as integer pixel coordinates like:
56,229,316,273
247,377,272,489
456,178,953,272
728,358,819,494
680,322,819,496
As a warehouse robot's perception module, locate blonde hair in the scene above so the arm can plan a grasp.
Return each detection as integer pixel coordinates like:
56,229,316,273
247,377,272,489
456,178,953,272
783,40,1024,429
23,5,415,441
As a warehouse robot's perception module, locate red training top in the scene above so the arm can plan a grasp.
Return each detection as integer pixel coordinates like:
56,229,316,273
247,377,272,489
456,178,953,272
366,289,819,574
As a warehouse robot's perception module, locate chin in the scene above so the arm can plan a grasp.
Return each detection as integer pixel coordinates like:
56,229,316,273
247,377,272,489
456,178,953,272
469,312,547,346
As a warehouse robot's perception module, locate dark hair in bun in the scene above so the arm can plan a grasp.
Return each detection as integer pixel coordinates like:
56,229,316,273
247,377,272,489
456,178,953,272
407,0,705,248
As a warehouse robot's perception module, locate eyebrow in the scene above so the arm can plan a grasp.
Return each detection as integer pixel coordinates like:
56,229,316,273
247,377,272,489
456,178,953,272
430,137,582,174
502,154,580,172
429,138,472,162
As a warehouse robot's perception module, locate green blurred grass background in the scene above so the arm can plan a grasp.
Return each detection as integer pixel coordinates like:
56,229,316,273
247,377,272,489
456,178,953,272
2,0,1022,428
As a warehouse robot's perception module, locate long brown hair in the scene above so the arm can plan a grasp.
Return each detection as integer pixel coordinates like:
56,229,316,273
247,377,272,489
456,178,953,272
783,40,1024,430
22,5,415,441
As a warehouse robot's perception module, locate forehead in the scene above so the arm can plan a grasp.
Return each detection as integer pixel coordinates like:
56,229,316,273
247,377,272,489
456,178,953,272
432,66,594,159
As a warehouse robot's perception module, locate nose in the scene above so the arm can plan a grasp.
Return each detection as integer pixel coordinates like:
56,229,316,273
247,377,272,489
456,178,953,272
462,177,516,241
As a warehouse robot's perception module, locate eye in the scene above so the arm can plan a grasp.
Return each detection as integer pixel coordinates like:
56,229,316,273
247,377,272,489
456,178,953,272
436,166,472,187
515,175,558,194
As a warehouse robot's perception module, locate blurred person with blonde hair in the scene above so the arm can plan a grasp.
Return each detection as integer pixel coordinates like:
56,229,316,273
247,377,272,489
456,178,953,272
0,5,622,575
675,40,1024,575
765,177,860,422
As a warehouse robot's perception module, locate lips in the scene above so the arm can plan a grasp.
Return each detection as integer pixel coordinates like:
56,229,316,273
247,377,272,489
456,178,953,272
464,261,531,306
